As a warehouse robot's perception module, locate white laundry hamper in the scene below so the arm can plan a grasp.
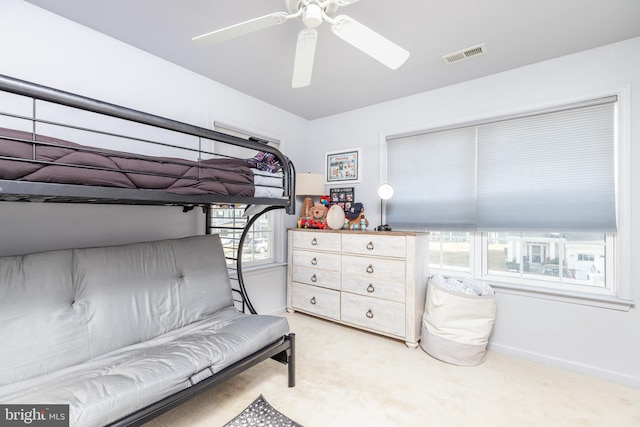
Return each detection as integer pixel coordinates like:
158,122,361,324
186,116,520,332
420,274,496,366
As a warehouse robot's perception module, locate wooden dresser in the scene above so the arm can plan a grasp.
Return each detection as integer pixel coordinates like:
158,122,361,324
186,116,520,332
286,229,429,347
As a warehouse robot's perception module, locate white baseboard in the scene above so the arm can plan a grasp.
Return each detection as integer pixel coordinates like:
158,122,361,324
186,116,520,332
488,343,640,389
263,306,289,316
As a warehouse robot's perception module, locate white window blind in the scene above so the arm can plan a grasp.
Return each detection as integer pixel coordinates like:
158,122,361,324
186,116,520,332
386,96,617,232
386,126,476,230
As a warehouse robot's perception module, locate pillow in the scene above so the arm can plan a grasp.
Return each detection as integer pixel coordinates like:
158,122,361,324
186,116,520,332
248,151,284,173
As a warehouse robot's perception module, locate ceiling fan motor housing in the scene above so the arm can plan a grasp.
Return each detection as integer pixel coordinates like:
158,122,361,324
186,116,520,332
287,0,335,22
303,2,324,27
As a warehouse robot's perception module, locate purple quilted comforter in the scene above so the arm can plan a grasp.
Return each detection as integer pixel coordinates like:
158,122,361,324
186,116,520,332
0,128,268,197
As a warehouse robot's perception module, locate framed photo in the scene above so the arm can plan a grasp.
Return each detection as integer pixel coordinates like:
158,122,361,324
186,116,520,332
326,149,361,183
329,187,355,212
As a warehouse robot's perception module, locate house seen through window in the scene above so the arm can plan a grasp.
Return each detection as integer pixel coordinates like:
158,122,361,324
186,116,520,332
429,232,608,289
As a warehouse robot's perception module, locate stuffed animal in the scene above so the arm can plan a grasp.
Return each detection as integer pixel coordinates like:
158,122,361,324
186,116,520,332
345,202,369,230
307,203,328,229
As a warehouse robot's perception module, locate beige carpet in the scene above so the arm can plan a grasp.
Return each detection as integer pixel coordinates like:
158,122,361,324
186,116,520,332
147,312,640,427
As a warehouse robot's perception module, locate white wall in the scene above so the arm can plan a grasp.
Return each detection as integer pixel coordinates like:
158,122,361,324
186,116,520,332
0,0,310,314
307,37,640,387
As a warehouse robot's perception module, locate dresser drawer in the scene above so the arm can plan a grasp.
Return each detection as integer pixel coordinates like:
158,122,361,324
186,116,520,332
342,255,405,284
292,265,341,290
341,234,406,258
292,231,341,251
341,276,405,303
341,292,405,338
293,249,341,271
292,283,340,320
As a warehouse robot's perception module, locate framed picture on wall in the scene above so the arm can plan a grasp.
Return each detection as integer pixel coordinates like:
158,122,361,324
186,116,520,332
329,187,355,212
325,149,361,183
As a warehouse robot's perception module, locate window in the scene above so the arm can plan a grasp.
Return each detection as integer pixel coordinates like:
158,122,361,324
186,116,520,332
428,232,471,272
429,231,611,294
209,204,275,267
211,123,282,268
386,94,630,307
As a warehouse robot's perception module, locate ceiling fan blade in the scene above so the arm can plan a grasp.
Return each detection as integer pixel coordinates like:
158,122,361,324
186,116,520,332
331,15,409,70
292,28,318,88
193,12,289,45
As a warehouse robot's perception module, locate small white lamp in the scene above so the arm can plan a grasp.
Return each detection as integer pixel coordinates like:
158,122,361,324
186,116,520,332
296,173,325,218
376,183,394,231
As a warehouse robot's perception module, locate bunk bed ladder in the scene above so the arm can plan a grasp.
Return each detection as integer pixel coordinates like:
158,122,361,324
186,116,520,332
207,205,284,315
235,205,283,314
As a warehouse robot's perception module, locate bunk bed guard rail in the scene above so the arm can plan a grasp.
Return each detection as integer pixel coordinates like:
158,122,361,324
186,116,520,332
0,73,295,214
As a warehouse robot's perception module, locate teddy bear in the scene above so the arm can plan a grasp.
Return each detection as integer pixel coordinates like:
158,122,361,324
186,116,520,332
306,203,328,229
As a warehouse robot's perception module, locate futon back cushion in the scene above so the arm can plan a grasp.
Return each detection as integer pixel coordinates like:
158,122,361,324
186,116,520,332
73,235,234,358
0,249,89,386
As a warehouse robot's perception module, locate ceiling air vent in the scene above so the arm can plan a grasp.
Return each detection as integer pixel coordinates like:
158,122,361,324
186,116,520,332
442,43,486,65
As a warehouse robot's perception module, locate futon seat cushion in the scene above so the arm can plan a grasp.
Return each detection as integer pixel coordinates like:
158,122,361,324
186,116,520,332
0,307,289,427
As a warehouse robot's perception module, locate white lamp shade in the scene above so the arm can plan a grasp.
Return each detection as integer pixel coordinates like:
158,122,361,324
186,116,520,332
296,173,325,196
378,183,394,200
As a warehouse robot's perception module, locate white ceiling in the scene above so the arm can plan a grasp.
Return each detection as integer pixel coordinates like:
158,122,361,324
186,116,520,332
25,0,640,120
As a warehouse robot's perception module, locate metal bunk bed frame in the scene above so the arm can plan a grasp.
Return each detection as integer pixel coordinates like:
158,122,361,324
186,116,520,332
0,73,296,313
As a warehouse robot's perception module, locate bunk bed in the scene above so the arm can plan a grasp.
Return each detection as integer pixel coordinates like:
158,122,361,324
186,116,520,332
0,74,297,426
0,73,296,311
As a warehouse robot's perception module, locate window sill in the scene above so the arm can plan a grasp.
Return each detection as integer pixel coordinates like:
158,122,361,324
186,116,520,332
490,281,635,311
228,262,287,277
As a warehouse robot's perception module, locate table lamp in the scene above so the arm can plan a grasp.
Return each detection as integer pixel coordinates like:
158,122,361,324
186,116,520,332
296,173,325,218
376,183,394,231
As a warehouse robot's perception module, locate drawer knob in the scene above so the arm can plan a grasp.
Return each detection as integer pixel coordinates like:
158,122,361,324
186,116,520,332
311,238,318,246
366,241,374,250
311,257,317,265
367,284,375,293
310,297,317,305
366,309,374,319
366,264,374,274
311,274,317,283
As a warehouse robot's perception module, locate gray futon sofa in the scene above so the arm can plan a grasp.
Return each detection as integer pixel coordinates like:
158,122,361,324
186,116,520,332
0,234,295,426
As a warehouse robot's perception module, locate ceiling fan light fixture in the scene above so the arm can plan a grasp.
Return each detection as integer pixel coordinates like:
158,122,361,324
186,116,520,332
303,3,324,28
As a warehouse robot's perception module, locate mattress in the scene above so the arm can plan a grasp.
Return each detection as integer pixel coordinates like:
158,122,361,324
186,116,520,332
0,306,290,427
0,127,285,199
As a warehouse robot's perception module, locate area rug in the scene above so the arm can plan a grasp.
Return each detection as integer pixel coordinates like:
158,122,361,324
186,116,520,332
223,394,303,427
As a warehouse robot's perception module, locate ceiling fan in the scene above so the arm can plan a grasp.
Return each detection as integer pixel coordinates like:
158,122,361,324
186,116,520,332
192,0,410,88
